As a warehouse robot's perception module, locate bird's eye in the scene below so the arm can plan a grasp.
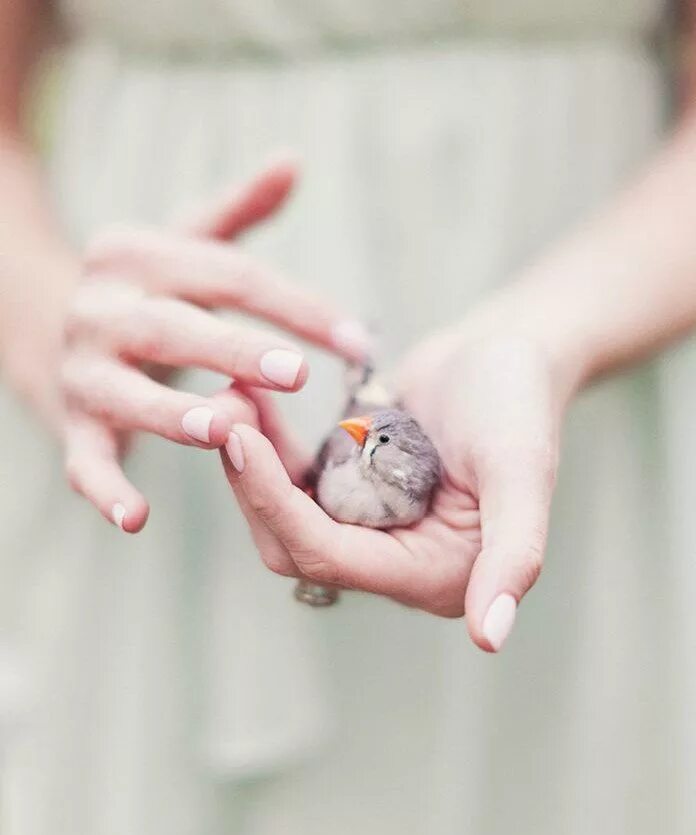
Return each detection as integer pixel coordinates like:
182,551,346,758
379,434,390,444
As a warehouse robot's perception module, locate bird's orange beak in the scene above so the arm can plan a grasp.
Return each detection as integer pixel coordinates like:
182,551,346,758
338,415,372,446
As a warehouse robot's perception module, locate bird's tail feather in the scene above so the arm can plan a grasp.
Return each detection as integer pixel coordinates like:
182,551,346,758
343,361,393,416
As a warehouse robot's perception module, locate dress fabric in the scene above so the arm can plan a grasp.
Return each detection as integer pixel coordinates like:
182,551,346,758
0,1,689,833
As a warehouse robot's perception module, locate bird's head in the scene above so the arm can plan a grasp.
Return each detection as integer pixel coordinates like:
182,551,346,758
338,408,441,499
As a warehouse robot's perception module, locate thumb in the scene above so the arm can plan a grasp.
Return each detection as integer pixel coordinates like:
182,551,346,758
236,385,313,483
177,154,299,241
465,447,556,653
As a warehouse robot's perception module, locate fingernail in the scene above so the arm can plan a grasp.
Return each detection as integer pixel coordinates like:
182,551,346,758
482,593,517,651
112,503,126,530
181,406,214,443
259,349,303,388
226,432,245,472
332,320,373,356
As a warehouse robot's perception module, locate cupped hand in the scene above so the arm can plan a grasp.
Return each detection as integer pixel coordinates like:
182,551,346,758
60,160,370,532
223,315,575,652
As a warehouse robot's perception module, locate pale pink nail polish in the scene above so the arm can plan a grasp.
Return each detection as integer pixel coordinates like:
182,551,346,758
332,320,372,356
226,432,245,472
482,593,517,651
181,406,214,443
112,503,126,530
259,349,303,388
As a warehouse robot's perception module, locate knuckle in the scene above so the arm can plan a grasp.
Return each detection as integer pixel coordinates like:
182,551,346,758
246,490,283,525
59,355,107,412
518,562,542,595
58,355,77,396
222,330,245,374
221,250,277,308
510,546,544,592
62,289,97,344
82,224,153,275
128,330,165,362
297,557,340,586
261,552,296,578
271,521,335,581
217,391,259,428
123,299,169,359
525,548,544,586
64,457,84,494
147,390,179,428
292,523,348,585
62,309,83,346
225,249,256,291
64,283,141,351
229,394,259,426
83,225,136,273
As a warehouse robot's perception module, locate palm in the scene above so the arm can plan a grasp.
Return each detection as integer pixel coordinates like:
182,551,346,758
226,328,562,649
385,479,481,614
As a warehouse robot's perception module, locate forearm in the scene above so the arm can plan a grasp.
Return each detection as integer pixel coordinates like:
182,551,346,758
0,129,79,425
0,0,79,426
491,112,696,398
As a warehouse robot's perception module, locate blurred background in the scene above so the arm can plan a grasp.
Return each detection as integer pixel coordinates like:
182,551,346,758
1,1,695,833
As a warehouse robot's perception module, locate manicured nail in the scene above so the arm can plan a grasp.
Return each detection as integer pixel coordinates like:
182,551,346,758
226,432,245,472
112,503,126,530
482,593,517,651
259,349,303,388
332,320,372,356
181,406,214,443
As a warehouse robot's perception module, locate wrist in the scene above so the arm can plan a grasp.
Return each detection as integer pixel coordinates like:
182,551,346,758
1,250,78,432
455,284,591,411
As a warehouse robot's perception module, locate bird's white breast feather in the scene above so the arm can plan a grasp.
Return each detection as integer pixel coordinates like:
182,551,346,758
317,458,426,529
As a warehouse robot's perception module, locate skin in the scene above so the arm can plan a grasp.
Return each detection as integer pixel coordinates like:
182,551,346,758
3,1,696,651
0,1,368,532
223,14,696,652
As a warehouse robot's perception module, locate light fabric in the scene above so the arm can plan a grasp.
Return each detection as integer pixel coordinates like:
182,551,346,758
59,0,661,54
1,1,690,833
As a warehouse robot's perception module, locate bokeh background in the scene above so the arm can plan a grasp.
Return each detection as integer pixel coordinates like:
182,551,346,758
1,1,696,833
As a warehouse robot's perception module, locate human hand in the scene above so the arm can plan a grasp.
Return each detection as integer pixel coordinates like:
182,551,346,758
222,308,578,652
60,160,371,532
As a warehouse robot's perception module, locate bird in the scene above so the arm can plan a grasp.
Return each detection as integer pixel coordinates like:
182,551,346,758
294,364,441,607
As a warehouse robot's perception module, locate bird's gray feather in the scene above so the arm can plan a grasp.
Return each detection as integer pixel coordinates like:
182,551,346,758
307,363,441,528
304,363,394,492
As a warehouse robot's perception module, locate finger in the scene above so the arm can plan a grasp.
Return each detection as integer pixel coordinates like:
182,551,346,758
64,416,149,533
84,231,372,362
78,294,311,391
236,386,312,482
464,446,556,653
62,356,258,447
229,424,466,605
210,384,259,425
220,442,299,578
179,156,298,241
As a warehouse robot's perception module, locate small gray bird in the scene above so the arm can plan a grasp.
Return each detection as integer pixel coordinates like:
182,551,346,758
294,365,441,607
